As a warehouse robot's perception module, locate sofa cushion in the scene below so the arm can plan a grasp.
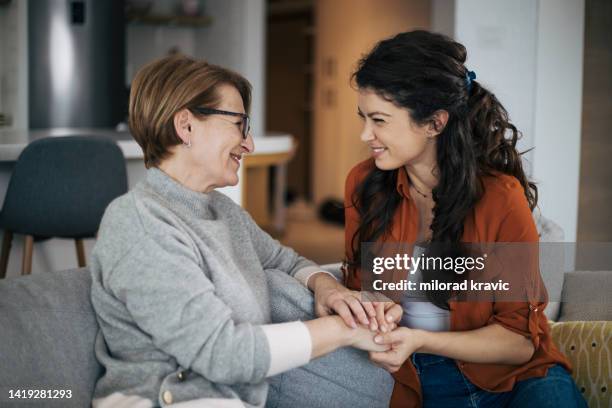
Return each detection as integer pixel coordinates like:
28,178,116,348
0,268,101,407
559,271,612,321
550,321,611,408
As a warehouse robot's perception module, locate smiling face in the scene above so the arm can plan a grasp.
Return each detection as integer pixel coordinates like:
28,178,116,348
357,88,435,171
164,84,254,192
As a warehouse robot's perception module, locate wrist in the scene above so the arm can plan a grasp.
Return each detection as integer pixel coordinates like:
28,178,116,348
330,315,356,347
310,271,340,293
412,329,429,353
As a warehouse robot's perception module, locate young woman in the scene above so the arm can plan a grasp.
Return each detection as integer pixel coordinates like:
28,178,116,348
344,31,586,407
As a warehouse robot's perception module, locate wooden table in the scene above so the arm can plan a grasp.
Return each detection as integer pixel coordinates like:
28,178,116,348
242,139,296,234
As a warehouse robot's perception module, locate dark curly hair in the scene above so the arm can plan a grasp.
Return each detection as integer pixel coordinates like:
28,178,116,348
348,30,537,309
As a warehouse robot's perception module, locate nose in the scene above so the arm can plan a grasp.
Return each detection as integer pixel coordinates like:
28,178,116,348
360,121,375,143
242,132,255,154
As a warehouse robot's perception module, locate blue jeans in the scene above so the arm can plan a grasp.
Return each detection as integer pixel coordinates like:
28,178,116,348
413,353,587,408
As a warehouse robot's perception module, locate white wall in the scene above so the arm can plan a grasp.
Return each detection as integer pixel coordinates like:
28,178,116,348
455,0,538,168
432,0,585,242
532,0,584,244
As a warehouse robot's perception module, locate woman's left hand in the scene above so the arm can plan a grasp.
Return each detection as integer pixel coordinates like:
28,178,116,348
369,327,424,373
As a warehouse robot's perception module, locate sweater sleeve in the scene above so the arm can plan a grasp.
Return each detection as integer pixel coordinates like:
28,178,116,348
237,206,327,286
106,234,273,385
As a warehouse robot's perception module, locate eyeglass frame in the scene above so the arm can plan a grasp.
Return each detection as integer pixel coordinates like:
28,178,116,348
190,107,251,140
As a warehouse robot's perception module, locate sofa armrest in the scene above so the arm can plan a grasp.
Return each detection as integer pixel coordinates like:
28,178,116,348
549,321,611,408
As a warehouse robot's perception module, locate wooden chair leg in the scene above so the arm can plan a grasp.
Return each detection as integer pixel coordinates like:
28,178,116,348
0,230,13,279
22,235,34,275
75,239,86,267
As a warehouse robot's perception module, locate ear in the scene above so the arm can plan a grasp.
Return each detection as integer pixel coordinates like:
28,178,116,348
173,109,192,144
427,110,450,136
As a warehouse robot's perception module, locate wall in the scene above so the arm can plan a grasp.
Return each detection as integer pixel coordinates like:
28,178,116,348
432,0,585,243
453,0,538,166
531,0,584,244
312,0,431,204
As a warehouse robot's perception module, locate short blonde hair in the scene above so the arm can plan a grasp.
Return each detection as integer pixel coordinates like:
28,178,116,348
129,55,252,168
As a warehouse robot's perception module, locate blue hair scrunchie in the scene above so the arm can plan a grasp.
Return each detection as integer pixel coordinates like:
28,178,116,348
466,70,477,92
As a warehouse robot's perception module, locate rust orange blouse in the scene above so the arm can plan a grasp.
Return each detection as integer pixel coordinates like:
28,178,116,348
343,159,571,408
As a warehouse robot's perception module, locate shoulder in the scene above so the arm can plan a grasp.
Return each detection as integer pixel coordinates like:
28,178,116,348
479,172,528,210
475,173,537,241
101,185,178,236
98,191,143,238
95,187,188,262
345,159,376,194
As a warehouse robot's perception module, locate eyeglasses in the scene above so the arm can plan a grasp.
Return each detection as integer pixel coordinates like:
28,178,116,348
191,107,251,139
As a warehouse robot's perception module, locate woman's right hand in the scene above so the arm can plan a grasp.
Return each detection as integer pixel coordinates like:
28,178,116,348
311,273,372,328
310,272,403,331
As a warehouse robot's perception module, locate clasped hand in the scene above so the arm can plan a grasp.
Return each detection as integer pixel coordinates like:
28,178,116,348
312,273,421,372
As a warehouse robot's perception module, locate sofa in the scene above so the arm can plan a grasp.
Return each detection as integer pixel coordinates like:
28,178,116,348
0,265,610,408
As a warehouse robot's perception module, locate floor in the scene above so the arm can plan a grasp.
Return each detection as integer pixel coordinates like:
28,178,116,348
276,200,344,266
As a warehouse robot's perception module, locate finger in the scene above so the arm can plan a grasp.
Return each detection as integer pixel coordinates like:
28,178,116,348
370,349,406,371
332,300,357,328
375,302,388,332
383,364,402,373
368,352,386,369
373,329,405,345
369,350,398,366
384,304,403,324
359,296,378,331
360,297,377,319
345,296,370,326
376,361,400,373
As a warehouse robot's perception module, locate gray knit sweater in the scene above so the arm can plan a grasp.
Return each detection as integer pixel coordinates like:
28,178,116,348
90,168,318,407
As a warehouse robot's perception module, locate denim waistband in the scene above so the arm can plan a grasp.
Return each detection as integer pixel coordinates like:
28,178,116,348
410,353,455,374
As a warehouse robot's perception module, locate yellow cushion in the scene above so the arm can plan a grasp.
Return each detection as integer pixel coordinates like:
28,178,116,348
549,321,611,408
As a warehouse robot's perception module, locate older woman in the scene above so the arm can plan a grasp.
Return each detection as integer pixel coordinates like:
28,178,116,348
90,55,396,408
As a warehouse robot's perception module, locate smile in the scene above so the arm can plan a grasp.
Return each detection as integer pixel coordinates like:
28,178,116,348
230,153,242,164
370,146,387,158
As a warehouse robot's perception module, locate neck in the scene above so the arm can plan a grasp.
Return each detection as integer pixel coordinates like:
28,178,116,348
404,156,438,198
158,150,216,193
